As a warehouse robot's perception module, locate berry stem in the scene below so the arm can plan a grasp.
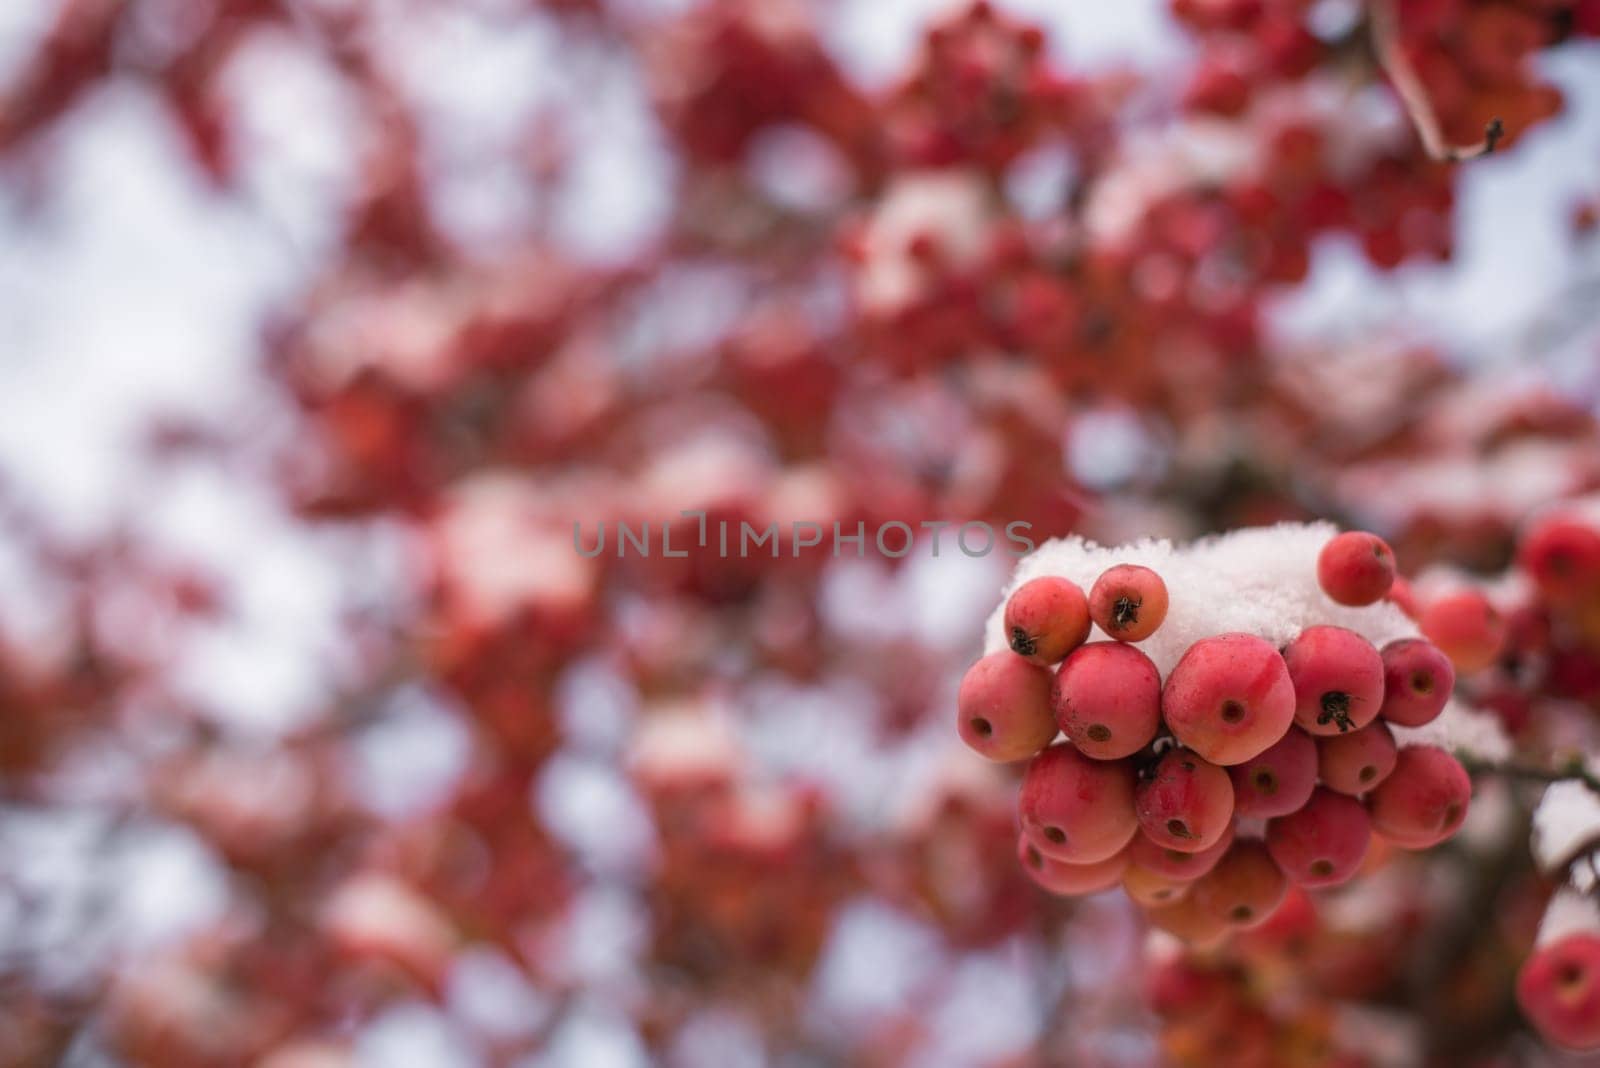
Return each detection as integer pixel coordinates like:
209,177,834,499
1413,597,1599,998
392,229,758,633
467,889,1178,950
1369,0,1504,163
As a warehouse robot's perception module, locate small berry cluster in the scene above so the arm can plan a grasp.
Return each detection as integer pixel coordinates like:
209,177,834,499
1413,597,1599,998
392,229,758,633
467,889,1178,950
958,530,1474,942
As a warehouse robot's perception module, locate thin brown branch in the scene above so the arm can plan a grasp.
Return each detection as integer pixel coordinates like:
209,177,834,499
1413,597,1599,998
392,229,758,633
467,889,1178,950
1461,755,1600,795
1369,0,1505,162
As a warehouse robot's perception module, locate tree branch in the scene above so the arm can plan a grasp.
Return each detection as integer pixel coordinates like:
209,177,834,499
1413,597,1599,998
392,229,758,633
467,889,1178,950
1369,0,1504,162
1461,756,1600,796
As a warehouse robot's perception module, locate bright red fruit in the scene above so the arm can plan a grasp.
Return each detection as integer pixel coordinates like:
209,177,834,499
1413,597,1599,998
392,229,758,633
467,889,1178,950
1282,625,1384,736
1317,721,1398,795
1005,576,1091,664
1128,821,1235,882
1052,642,1162,759
957,651,1058,761
1378,639,1455,727
1018,743,1139,864
1518,516,1600,604
1317,531,1396,606
1134,747,1235,854
1017,834,1128,896
1162,633,1296,765
1088,564,1170,642
1266,788,1372,887
1419,590,1506,673
1517,932,1600,1051
1227,727,1317,818
1192,840,1288,930
1367,745,1471,849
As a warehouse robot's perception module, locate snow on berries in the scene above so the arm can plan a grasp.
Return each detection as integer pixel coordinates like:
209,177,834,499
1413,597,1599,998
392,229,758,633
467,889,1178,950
956,522,1506,943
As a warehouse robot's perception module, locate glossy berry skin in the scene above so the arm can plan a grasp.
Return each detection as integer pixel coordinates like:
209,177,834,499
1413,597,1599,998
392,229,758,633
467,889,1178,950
1016,834,1127,896
1282,625,1384,736
1192,840,1288,930
1367,745,1471,849
1378,639,1455,727
1317,721,1397,795
1052,642,1162,759
1162,633,1296,765
1134,748,1235,854
1018,743,1139,864
1128,821,1235,882
957,652,1058,761
1228,727,1317,818
1316,531,1396,606
1419,590,1507,674
1266,788,1372,888
1516,932,1600,1051
1088,564,1169,642
1518,516,1600,606
1124,863,1191,908
1005,576,1091,665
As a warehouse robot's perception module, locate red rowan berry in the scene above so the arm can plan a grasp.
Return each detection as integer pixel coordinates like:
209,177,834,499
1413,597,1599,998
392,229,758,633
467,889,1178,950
957,651,1058,761
1317,531,1396,606
1053,641,1162,759
1088,564,1170,643
1004,576,1091,665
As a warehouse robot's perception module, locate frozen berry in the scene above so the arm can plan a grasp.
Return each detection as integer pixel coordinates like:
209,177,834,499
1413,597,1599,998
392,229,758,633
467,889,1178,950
1419,590,1506,673
1228,727,1317,818
1283,625,1384,736
1266,788,1372,888
1378,639,1454,727
1124,862,1193,908
1053,642,1162,759
1005,576,1091,665
957,652,1058,761
1089,564,1169,642
1017,834,1128,896
1135,747,1235,853
1128,821,1235,882
1018,743,1139,864
1317,531,1396,606
1367,745,1471,849
1517,932,1600,1051
1192,840,1288,930
1317,721,1398,795
1162,633,1296,765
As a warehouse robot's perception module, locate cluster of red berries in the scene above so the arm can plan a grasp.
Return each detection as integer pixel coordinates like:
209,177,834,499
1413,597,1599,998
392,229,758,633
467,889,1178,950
958,531,1474,942
1518,924,1600,1051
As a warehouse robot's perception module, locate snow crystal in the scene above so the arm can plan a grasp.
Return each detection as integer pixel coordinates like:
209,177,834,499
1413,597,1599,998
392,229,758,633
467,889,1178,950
1532,777,1600,885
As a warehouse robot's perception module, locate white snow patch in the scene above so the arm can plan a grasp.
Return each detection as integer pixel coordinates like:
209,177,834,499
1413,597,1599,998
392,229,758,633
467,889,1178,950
1533,777,1600,885
1536,887,1600,947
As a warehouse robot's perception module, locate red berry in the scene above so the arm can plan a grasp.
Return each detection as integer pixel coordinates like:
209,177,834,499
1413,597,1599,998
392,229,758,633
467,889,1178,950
1283,625,1384,736
1162,633,1296,765
1005,576,1091,665
1052,642,1162,759
1018,742,1139,863
1089,564,1170,642
1227,727,1317,818
1266,788,1372,887
1419,590,1506,673
1317,721,1398,795
1135,747,1235,854
1124,862,1193,908
1378,639,1455,727
1017,834,1128,896
1387,575,1420,620
1517,932,1600,1051
1317,531,1396,606
1519,517,1600,605
957,651,1058,761
1144,892,1230,947
1192,839,1288,930
1128,821,1236,882
1367,745,1471,849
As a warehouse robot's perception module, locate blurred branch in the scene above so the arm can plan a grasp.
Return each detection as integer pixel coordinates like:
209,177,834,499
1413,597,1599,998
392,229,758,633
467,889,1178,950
1461,755,1600,796
1369,0,1503,162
